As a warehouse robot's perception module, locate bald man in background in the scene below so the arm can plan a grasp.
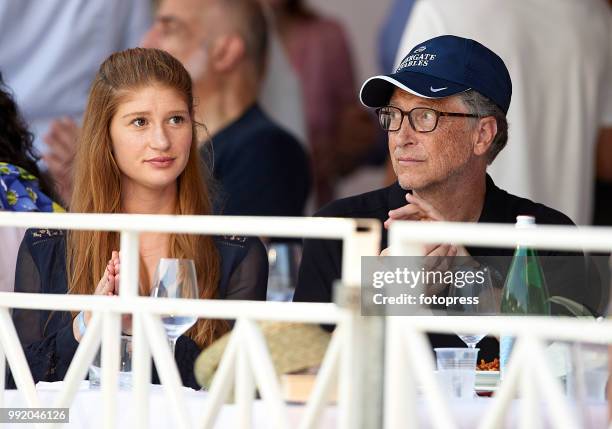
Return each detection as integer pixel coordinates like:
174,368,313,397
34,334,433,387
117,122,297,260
141,0,310,216
47,0,310,216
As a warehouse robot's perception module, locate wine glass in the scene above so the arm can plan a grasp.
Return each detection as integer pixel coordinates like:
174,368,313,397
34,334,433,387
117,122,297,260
447,266,499,348
266,242,302,301
150,258,199,356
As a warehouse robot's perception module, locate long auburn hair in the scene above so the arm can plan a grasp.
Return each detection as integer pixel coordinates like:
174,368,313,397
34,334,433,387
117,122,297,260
67,48,227,348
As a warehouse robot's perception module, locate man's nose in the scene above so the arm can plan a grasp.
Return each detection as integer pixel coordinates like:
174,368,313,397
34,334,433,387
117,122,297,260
393,117,417,146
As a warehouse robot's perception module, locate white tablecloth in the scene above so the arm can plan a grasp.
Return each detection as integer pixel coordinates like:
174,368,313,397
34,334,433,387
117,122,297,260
0,382,606,428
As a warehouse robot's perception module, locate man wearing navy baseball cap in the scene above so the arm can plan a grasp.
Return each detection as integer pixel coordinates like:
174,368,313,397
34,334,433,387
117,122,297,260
294,35,604,356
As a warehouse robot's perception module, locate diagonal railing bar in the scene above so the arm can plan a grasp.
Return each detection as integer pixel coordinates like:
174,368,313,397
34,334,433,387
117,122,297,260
200,326,240,429
531,339,580,429
52,312,103,414
298,322,344,429
141,313,191,429
338,315,360,429
241,318,290,429
0,307,40,408
478,336,527,429
520,338,539,429
403,326,456,429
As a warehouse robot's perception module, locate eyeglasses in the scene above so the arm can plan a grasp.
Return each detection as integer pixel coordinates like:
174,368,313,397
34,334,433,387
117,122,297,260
375,106,480,133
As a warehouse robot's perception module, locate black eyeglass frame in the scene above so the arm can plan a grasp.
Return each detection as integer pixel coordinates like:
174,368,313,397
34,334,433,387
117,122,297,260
375,105,481,133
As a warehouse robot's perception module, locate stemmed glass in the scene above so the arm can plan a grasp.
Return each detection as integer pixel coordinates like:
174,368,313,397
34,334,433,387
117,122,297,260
266,242,302,301
447,266,499,348
150,258,198,356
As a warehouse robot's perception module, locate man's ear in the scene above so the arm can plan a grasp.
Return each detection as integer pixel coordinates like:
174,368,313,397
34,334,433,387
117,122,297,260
209,34,246,73
473,116,498,157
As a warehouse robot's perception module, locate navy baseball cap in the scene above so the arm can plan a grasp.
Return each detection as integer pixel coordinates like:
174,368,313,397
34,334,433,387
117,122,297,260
360,35,512,114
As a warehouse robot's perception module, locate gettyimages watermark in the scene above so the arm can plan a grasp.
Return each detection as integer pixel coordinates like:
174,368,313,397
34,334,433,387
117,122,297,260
359,255,606,316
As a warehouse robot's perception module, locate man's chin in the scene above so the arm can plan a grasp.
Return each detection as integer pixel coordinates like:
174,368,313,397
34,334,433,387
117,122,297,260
397,176,425,191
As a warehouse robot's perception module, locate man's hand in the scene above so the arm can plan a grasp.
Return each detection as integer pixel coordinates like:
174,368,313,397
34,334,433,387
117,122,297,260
43,117,79,204
383,192,471,257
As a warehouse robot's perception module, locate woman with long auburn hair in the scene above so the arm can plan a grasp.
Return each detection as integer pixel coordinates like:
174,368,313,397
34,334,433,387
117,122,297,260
10,48,268,389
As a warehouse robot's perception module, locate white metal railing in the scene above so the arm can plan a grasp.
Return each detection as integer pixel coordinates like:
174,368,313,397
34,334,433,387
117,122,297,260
2,212,612,428
387,221,612,429
0,212,380,429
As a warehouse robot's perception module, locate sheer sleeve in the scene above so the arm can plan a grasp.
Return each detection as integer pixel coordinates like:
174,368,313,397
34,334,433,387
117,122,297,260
6,230,79,387
12,238,45,346
224,238,268,301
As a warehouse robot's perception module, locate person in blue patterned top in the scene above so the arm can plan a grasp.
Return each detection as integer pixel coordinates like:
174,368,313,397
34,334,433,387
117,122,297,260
0,71,62,213
0,72,63,290
0,162,63,213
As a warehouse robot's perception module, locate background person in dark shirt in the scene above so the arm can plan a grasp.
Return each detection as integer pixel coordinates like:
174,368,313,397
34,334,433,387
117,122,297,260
294,35,606,360
142,0,311,216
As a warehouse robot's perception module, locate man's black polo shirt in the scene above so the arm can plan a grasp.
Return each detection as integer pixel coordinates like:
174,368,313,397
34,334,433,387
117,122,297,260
294,175,604,360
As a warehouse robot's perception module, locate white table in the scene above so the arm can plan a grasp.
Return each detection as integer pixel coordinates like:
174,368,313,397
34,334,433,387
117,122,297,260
1,382,337,428
0,383,606,428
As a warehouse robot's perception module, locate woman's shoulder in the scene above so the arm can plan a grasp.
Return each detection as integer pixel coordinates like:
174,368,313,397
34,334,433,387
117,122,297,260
16,229,67,293
213,235,267,273
23,229,66,255
213,235,265,257
213,235,268,300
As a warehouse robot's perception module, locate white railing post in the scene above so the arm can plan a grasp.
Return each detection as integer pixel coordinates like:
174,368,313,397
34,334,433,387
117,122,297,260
141,314,191,429
298,322,345,429
384,317,410,429
132,313,151,429
101,311,121,429
119,230,140,298
236,320,255,429
338,219,381,429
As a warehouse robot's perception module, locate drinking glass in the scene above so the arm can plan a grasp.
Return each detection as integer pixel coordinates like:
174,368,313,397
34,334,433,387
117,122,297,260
266,242,302,301
435,347,480,400
88,335,133,389
447,266,499,348
150,258,198,356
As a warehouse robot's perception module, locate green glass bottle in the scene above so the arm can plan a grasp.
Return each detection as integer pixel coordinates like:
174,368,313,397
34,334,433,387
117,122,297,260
500,216,551,315
499,216,550,377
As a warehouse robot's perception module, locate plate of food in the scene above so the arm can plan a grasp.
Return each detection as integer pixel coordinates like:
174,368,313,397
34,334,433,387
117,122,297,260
475,358,500,393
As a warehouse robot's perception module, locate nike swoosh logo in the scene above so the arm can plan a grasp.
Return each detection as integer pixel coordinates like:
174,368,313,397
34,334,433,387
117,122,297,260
430,86,448,93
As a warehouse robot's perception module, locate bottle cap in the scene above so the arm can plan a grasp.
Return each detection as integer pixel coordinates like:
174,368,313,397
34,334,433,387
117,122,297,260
515,215,536,228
